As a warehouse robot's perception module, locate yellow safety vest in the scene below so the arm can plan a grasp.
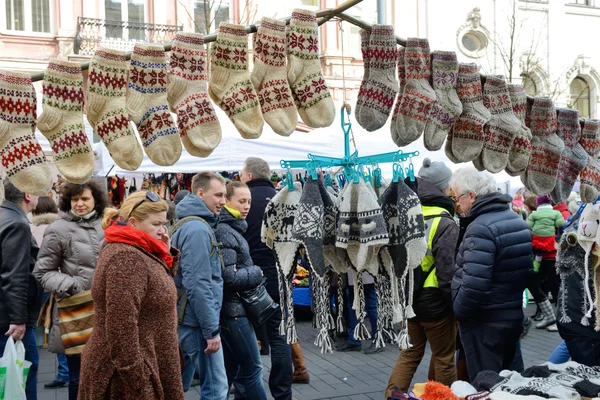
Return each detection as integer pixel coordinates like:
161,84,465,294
420,206,450,289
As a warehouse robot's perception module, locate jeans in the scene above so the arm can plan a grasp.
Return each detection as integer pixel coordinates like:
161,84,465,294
347,284,378,345
0,327,38,400
221,317,267,400
56,353,69,382
458,319,522,381
182,353,195,392
66,355,80,400
549,340,570,364
508,340,524,372
560,325,600,367
178,325,229,400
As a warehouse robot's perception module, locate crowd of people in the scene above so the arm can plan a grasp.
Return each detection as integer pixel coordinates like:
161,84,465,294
0,155,594,400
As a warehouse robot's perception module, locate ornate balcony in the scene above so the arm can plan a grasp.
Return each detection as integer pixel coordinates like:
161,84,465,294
74,17,182,56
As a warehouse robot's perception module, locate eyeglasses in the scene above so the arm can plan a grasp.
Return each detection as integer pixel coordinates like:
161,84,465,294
129,191,161,216
452,192,470,204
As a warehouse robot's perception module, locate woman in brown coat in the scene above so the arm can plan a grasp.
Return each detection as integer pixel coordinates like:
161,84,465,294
79,191,184,400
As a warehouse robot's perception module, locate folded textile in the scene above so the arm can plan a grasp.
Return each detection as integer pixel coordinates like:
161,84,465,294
465,392,492,400
496,370,580,400
524,364,600,397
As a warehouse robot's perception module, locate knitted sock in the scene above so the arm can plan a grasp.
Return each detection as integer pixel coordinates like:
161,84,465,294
209,23,263,139
390,47,406,143
579,119,600,203
392,38,436,146
127,44,182,166
357,25,398,132
86,48,143,170
287,9,335,128
551,108,588,203
0,71,52,195
168,32,221,157
423,51,462,151
251,18,297,136
479,75,521,173
452,63,490,162
445,128,462,163
505,84,532,176
354,29,371,128
522,98,564,195
38,60,94,184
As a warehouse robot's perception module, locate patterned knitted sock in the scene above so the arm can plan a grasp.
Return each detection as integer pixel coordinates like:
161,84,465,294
579,119,600,203
505,84,532,176
551,108,588,203
479,75,521,173
357,25,398,132
287,9,335,128
127,44,182,166
452,63,491,162
390,47,406,144
522,98,564,195
209,23,263,139
37,60,94,184
444,130,462,164
423,51,462,151
354,29,371,128
251,18,297,136
0,71,52,195
168,32,221,157
392,38,436,146
86,48,143,170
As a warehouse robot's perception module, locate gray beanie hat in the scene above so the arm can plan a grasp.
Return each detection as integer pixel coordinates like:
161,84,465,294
418,158,452,191
174,190,190,205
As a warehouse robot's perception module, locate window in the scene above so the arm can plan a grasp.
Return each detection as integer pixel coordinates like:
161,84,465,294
193,0,230,34
570,0,595,6
522,75,538,96
301,0,318,6
4,0,51,33
458,30,489,58
104,0,147,40
571,76,591,118
345,0,378,55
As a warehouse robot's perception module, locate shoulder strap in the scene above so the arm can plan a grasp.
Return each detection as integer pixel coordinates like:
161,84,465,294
172,216,218,256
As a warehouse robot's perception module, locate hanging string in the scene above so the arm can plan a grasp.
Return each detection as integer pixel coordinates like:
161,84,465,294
337,18,358,154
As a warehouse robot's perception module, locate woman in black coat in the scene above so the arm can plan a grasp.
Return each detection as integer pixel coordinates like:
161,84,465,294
215,181,267,400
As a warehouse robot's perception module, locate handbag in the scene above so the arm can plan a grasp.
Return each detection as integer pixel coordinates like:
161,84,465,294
238,281,278,326
57,290,94,355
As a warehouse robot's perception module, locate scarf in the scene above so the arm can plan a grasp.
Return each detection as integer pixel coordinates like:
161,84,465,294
104,222,173,268
223,205,241,219
70,210,97,220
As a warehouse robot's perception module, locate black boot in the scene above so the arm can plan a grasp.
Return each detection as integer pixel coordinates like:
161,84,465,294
533,304,543,321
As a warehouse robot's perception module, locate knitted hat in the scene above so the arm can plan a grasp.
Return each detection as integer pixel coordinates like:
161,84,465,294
292,177,325,277
536,194,552,206
472,370,504,392
421,381,460,400
451,381,478,398
576,203,600,325
174,190,190,205
418,158,452,191
320,184,348,274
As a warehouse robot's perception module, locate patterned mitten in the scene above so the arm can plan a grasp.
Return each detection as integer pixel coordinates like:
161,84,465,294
505,84,532,176
86,48,143,170
451,63,490,163
551,108,588,203
579,119,600,203
423,51,462,151
168,32,222,157
38,60,94,184
477,75,520,173
392,38,435,146
127,44,182,166
209,23,263,139
521,98,564,195
251,18,297,136
287,9,335,128
357,25,398,132
0,71,52,195
354,29,371,128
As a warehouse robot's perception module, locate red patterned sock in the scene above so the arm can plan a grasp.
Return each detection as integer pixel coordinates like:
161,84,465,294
505,84,532,176
251,17,297,136
0,71,52,195
87,48,143,170
392,38,436,146
521,97,564,195
128,44,182,166
168,32,221,157
579,119,600,203
287,9,335,128
38,60,94,184
354,29,371,128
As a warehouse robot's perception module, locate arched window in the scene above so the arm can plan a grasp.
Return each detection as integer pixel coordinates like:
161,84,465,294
570,76,591,118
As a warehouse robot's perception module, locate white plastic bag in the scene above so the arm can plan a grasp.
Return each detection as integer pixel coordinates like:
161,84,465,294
0,336,31,400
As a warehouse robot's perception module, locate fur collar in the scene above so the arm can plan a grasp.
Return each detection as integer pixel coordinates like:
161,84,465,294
32,213,58,226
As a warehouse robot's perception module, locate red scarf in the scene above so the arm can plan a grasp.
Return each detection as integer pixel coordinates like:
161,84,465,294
104,222,174,269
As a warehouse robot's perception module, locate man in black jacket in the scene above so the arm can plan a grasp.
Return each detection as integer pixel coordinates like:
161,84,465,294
0,180,43,399
450,167,532,381
386,159,459,395
240,157,295,399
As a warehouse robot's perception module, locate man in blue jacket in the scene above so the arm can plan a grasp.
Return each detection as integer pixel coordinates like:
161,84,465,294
173,172,228,399
450,167,532,381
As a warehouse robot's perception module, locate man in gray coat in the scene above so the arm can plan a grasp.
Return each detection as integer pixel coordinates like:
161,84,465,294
173,172,228,399
0,180,42,400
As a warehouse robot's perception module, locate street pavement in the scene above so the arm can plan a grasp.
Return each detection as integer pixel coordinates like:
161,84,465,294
36,305,561,400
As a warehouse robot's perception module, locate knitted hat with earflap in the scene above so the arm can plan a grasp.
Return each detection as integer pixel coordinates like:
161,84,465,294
418,158,452,191
576,202,600,326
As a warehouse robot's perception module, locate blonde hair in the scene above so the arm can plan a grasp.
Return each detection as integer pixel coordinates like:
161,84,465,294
226,181,248,200
101,191,168,229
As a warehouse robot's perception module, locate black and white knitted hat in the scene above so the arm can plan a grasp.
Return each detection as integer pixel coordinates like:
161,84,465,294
576,202,600,325
321,182,348,273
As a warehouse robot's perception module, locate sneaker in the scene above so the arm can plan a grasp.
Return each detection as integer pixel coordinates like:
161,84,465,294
364,342,384,355
336,342,361,352
44,380,67,389
547,323,558,332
